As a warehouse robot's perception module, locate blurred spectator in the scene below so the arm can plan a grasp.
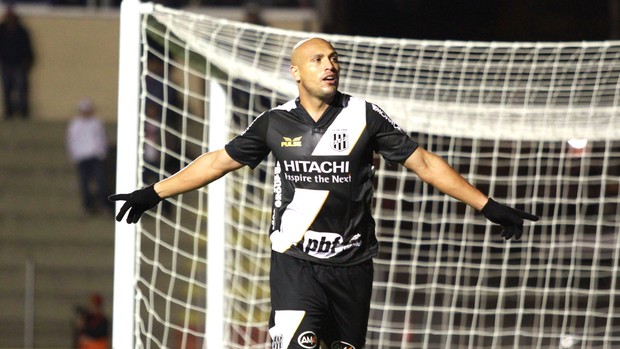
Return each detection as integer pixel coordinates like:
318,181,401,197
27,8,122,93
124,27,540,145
0,4,34,120
66,98,113,216
74,293,110,349
243,2,267,25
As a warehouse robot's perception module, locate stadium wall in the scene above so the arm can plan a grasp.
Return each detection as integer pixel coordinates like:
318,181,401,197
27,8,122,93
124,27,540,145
11,5,318,122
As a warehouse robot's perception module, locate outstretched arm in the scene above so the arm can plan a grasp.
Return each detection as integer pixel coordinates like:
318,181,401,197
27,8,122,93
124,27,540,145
110,149,244,223
403,147,488,210
403,147,538,240
154,148,244,198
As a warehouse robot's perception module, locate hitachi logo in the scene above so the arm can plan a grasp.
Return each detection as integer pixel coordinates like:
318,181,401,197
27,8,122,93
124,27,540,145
283,160,349,173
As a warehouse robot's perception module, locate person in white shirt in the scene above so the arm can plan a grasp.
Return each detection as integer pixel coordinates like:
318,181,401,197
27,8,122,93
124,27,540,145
66,98,112,215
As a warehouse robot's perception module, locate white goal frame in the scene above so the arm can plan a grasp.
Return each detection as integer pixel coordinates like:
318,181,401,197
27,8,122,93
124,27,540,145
114,3,230,348
114,5,231,348
113,0,147,347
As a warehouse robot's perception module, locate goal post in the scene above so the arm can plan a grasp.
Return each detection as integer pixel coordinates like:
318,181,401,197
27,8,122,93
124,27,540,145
114,2,620,348
112,0,152,348
206,79,228,349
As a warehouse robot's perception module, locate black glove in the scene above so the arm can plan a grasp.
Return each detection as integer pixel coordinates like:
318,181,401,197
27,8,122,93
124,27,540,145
108,184,162,224
480,198,539,240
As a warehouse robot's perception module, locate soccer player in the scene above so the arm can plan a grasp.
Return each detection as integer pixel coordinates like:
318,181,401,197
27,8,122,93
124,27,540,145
110,37,538,349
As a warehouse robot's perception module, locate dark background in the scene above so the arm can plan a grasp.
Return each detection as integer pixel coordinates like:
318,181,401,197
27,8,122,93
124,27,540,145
6,0,618,41
322,0,615,41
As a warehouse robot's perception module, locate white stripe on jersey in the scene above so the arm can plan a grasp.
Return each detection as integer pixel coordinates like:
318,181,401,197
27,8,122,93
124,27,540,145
274,99,297,112
270,188,329,253
311,97,366,156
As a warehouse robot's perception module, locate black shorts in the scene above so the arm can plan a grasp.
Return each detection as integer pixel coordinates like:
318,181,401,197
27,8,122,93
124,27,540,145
268,251,374,349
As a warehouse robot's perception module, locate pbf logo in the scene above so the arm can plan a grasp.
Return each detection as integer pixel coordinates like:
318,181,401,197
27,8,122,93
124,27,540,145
297,331,318,348
301,231,343,259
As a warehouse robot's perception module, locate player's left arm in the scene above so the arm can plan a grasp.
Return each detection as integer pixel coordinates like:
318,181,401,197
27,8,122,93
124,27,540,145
403,147,538,240
403,147,488,209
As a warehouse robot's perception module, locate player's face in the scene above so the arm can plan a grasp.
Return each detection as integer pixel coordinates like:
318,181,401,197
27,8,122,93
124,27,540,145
290,39,340,102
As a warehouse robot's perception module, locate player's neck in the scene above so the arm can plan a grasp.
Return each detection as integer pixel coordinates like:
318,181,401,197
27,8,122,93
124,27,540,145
299,93,335,122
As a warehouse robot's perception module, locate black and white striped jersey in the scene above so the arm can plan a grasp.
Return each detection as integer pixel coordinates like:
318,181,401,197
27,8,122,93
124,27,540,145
225,92,418,266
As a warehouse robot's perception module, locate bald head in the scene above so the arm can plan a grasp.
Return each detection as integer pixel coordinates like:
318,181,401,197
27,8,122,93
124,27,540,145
290,37,335,66
289,37,340,107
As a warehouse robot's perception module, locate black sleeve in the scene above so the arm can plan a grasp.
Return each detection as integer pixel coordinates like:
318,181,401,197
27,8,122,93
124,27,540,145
366,102,418,163
224,111,272,169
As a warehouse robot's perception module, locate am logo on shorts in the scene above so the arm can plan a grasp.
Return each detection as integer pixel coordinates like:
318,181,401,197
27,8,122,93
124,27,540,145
331,341,356,349
297,331,318,348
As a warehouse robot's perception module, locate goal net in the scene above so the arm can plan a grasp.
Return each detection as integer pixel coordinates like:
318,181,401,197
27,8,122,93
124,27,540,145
114,1,620,348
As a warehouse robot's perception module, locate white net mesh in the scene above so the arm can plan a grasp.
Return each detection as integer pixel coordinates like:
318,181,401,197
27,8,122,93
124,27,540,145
121,3,620,348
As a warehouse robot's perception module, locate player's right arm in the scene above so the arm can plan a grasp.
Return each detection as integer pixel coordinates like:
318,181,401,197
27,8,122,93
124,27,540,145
110,148,244,223
155,148,243,198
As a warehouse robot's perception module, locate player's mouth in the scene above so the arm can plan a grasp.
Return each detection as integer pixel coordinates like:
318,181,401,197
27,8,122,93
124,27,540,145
322,74,338,85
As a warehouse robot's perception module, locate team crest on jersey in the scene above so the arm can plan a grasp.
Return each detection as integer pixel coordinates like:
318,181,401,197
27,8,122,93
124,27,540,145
272,334,283,349
281,136,302,147
330,130,349,152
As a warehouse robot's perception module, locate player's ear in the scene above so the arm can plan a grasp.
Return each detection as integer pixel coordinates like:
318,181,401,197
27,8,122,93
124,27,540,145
290,65,300,82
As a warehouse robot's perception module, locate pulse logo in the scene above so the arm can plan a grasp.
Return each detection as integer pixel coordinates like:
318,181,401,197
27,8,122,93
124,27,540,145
281,136,302,147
